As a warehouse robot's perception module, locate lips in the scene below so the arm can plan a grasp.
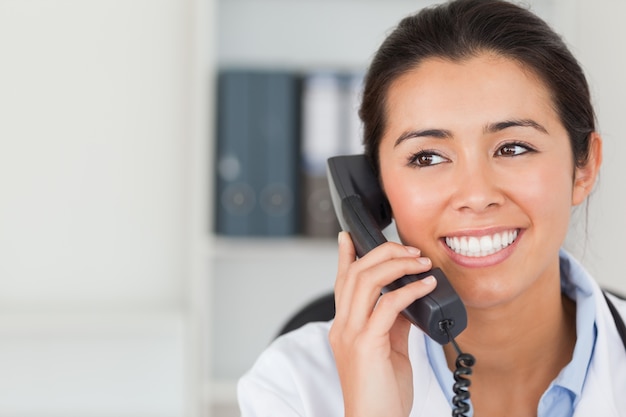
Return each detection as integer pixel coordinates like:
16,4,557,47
445,229,519,257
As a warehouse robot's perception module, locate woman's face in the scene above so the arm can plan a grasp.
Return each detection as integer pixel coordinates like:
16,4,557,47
378,54,597,309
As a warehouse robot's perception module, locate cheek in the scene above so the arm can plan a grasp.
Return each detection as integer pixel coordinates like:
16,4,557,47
383,163,574,234
383,174,444,242
510,163,574,229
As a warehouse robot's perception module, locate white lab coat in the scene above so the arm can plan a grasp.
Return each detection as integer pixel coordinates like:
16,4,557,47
238,263,626,416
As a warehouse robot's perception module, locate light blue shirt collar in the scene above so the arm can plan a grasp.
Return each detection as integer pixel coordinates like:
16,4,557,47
425,249,597,417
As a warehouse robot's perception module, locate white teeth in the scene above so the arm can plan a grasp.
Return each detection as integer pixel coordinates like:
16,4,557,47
445,230,518,257
479,236,493,252
468,237,480,253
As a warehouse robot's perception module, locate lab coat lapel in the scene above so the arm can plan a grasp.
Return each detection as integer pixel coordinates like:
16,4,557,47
574,290,626,416
408,329,451,416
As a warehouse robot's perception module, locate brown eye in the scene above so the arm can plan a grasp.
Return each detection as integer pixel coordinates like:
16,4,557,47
409,151,447,167
417,154,434,165
496,142,533,157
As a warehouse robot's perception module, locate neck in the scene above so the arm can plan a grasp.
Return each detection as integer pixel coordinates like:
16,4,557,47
449,293,575,372
444,277,577,414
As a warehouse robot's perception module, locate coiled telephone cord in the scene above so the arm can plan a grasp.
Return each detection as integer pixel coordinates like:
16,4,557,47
442,323,476,417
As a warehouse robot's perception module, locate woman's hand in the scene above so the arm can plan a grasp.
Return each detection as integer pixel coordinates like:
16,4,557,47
329,232,437,417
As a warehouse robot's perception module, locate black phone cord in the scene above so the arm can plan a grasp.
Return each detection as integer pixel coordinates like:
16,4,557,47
442,323,476,417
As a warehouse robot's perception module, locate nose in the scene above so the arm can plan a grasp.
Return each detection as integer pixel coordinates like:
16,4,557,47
451,161,505,213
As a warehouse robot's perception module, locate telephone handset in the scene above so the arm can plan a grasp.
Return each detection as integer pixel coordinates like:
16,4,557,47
326,154,467,345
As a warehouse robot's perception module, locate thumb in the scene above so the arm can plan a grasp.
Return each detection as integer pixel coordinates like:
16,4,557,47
335,231,356,293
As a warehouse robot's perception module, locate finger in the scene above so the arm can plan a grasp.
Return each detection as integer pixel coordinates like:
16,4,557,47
334,238,429,331
366,275,438,339
345,257,433,333
351,240,421,271
333,232,358,325
388,314,413,357
336,240,422,305
334,231,356,297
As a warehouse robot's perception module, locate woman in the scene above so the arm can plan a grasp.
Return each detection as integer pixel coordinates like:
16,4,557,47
238,1,626,416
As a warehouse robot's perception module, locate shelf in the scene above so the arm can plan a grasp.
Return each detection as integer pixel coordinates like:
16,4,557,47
209,380,240,417
0,310,185,334
211,235,338,259
210,380,239,404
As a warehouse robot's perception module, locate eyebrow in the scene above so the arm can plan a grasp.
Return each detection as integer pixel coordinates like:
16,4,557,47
394,128,452,147
393,118,549,148
485,119,548,135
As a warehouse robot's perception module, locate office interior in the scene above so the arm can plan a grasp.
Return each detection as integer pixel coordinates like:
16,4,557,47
1,0,624,416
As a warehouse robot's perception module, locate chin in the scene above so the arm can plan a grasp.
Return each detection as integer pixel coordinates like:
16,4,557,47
453,278,520,311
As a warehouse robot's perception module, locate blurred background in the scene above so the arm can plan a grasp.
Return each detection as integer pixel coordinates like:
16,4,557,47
0,0,624,416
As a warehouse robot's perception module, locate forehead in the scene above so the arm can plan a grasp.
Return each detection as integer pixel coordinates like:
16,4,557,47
383,54,557,129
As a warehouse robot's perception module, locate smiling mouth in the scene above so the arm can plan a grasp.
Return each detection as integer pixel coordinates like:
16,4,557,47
445,229,519,257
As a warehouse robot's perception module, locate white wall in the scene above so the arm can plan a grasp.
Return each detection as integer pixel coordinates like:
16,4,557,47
0,0,213,415
217,0,553,70
568,0,626,292
0,0,187,313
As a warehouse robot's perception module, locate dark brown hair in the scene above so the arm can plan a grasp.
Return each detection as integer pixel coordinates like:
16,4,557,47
360,0,595,173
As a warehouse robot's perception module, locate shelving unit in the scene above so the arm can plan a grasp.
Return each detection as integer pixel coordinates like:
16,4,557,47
208,237,338,415
209,4,443,415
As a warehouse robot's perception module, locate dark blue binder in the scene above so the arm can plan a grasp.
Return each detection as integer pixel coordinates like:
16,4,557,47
215,70,300,236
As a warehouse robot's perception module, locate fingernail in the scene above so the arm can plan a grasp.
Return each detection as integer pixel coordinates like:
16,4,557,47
405,246,420,255
422,275,436,285
417,257,431,265
337,232,344,245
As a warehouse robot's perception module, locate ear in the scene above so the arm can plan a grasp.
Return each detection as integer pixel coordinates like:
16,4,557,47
572,132,603,206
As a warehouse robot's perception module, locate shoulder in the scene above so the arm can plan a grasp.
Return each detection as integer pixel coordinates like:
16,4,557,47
238,321,342,416
238,321,451,417
577,287,626,413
